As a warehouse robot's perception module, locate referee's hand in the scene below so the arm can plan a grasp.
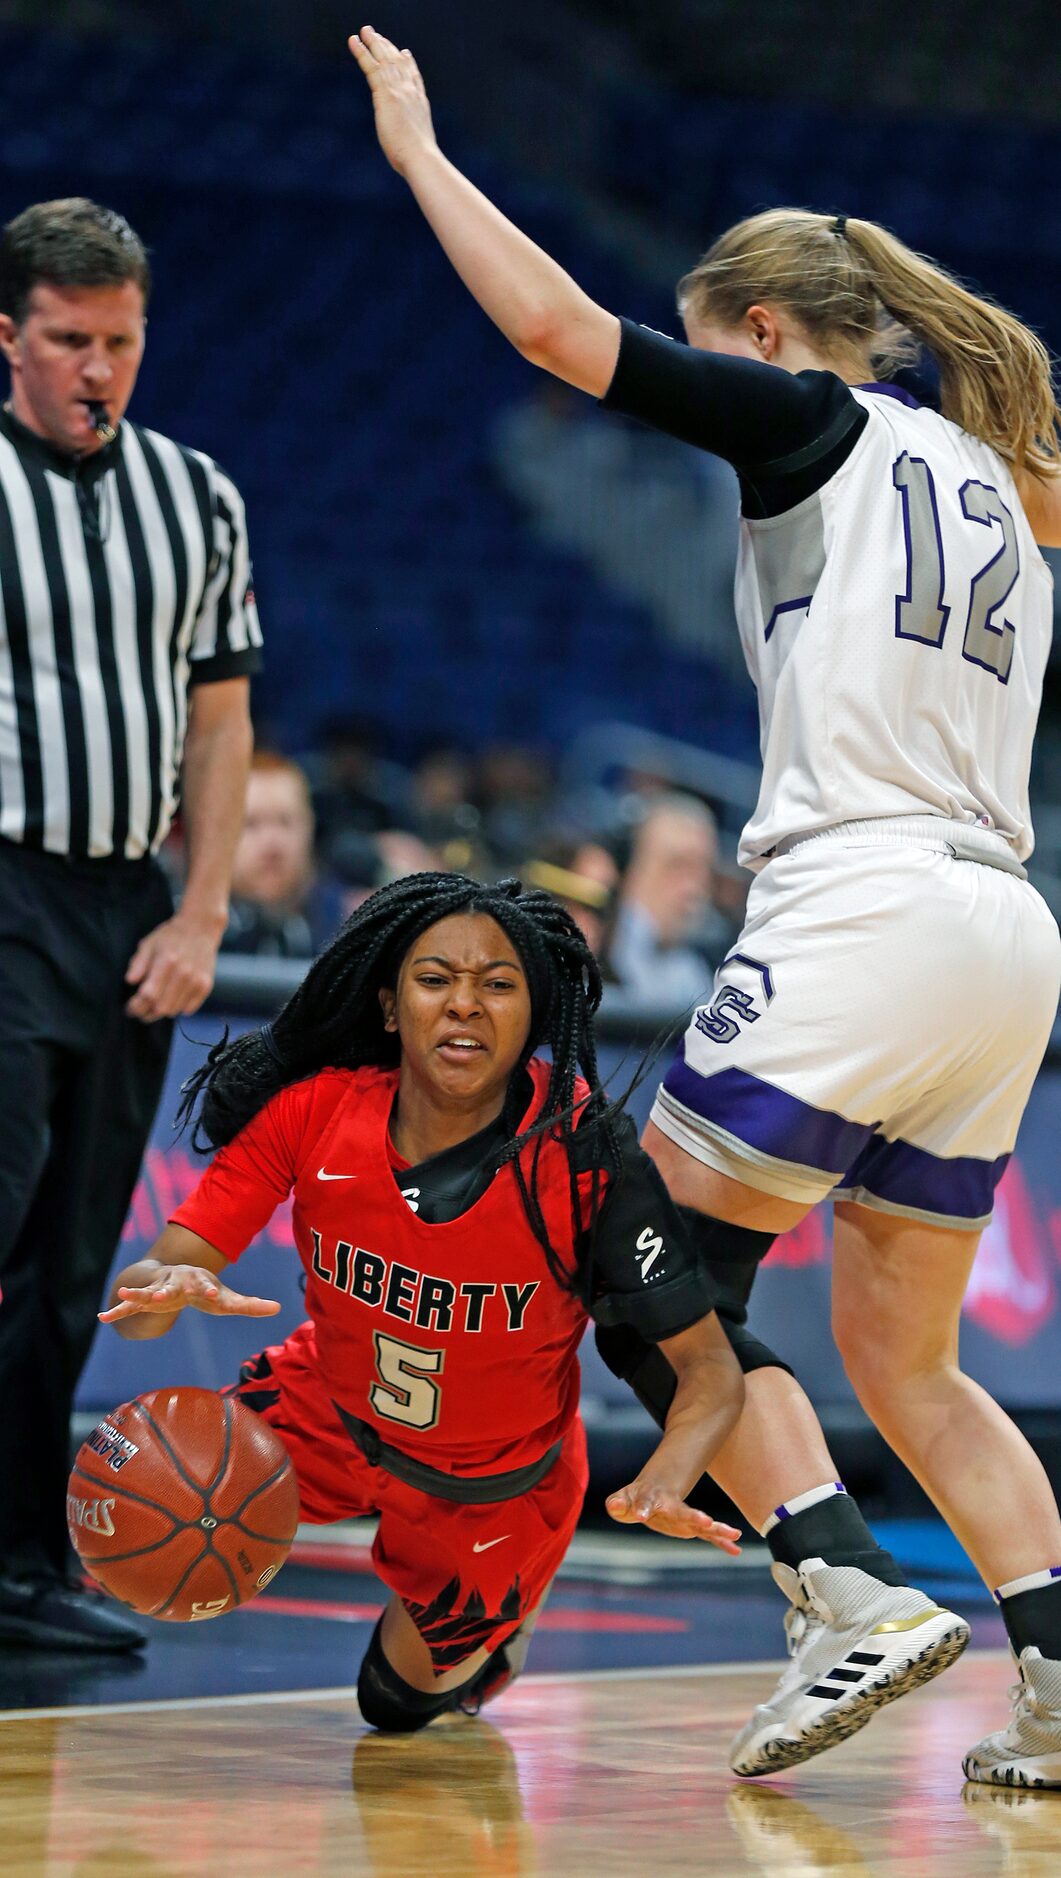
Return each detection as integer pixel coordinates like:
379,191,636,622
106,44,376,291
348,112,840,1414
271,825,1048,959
125,913,220,1022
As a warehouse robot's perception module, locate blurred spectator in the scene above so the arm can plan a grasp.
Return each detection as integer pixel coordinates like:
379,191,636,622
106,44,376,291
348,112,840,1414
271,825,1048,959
523,839,619,957
222,751,346,958
607,794,732,1006
329,826,447,917
308,714,412,846
409,743,486,873
476,744,555,864
414,744,476,825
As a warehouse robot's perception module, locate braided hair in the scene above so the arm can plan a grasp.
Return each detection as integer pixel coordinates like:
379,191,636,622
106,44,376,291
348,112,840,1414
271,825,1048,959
178,872,624,1297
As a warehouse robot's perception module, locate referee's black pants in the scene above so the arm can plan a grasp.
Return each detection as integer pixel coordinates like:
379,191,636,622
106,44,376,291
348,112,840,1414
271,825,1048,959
0,840,173,1578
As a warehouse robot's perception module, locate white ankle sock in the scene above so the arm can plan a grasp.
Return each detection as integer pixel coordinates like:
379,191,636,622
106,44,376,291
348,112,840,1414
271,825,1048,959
994,1565,1061,1602
760,1481,846,1539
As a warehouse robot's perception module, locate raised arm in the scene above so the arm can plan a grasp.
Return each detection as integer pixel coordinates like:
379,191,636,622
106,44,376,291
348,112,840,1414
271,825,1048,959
348,27,865,509
349,26,620,395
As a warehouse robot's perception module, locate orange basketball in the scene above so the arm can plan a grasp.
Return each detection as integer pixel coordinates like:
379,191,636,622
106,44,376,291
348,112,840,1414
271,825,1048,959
67,1387,300,1622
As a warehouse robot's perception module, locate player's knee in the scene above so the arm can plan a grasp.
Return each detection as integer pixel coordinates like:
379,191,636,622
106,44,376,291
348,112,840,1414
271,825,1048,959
357,1621,455,1735
833,1307,891,1406
834,1313,945,1418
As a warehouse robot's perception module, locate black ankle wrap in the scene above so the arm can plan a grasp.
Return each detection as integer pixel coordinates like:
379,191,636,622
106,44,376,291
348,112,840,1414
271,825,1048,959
767,1494,907,1589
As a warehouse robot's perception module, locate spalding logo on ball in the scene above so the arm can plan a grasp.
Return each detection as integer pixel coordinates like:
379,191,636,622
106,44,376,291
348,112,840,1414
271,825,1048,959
67,1386,300,1622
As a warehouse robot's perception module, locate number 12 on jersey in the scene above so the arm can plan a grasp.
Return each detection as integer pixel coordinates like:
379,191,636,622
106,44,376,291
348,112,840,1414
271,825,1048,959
893,452,1018,683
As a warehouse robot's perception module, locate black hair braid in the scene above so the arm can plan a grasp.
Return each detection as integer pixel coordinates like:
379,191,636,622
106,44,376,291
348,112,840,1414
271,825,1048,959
178,871,627,1299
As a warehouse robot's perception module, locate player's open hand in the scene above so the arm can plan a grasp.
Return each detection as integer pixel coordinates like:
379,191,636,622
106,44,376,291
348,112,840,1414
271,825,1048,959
99,1266,281,1324
348,26,438,176
606,1481,742,1553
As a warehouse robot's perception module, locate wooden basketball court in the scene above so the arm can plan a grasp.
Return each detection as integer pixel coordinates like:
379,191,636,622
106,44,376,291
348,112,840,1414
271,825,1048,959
3,1651,1058,1875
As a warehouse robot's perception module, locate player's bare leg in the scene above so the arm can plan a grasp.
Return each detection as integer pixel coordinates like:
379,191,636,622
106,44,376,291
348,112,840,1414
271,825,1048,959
357,1593,492,1732
380,1593,492,1695
642,1120,969,1776
358,1590,549,1732
832,1204,1061,1585
833,1202,1061,1786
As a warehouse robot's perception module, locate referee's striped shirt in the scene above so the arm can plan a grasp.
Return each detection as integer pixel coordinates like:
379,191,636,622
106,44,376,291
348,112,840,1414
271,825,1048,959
0,406,262,860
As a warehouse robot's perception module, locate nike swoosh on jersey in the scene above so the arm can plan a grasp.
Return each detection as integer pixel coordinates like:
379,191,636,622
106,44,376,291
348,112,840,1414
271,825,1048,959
471,1536,511,1553
317,1168,357,1182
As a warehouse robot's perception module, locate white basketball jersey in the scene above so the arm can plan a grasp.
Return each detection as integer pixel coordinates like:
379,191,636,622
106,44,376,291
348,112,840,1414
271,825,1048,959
735,387,1053,868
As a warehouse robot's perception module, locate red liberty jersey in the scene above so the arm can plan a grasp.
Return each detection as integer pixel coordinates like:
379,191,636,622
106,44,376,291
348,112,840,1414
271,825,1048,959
172,1062,594,1476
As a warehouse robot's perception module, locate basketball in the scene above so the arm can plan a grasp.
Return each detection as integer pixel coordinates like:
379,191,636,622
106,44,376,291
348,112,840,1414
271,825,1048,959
66,1387,300,1622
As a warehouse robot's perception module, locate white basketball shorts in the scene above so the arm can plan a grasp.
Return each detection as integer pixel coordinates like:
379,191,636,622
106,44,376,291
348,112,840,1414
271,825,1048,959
651,817,1061,1229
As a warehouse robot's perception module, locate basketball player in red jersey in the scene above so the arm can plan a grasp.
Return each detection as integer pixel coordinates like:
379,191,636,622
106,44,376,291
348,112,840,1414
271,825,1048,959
101,873,743,1731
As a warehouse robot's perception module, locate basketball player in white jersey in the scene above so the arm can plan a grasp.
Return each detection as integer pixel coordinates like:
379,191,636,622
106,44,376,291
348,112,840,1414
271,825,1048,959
350,27,1061,1786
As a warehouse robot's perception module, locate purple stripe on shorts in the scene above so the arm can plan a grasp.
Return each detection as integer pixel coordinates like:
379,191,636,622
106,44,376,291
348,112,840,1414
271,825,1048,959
662,1049,874,1175
841,1135,1009,1223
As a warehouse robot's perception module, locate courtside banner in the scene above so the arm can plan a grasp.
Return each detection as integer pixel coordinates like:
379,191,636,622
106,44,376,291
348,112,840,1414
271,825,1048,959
79,1018,1061,1412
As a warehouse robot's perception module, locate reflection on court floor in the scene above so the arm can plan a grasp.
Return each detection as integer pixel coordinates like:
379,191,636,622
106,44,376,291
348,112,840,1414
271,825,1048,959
4,1660,1058,1876
0,1522,1038,1878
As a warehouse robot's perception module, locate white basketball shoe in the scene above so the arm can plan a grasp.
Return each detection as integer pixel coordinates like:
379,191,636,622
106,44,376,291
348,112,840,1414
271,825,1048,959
963,1649,1061,1787
730,1556,970,1777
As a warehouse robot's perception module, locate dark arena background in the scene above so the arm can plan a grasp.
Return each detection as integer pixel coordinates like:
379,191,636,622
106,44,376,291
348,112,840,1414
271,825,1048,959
2,3,1061,1872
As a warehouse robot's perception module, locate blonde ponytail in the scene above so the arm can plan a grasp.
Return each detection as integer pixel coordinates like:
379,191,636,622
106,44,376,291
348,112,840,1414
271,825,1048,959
678,208,1060,479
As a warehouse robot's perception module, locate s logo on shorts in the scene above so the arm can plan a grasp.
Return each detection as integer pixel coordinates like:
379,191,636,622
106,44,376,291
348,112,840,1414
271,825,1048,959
696,987,760,1044
695,954,775,1046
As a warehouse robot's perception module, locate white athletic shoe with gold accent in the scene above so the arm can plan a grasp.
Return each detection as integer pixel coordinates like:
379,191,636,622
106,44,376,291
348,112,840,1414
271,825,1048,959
730,1557,970,1777
962,1649,1061,1787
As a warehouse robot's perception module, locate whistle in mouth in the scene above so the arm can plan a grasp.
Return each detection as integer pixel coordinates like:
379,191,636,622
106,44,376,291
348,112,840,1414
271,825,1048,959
87,400,117,444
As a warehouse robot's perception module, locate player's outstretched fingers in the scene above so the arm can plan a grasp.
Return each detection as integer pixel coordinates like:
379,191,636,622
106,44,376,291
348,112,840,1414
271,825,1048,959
98,1267,282,1323
204,1283,283,1318
606,1485,742,1554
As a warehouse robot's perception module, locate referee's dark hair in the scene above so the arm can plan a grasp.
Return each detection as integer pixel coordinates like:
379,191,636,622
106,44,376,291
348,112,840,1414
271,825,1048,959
0,197,151,324
179,872,625,1296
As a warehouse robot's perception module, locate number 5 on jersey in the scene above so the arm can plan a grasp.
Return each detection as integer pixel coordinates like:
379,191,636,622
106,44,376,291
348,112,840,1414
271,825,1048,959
370,1332,444,1429
893,452,1018,682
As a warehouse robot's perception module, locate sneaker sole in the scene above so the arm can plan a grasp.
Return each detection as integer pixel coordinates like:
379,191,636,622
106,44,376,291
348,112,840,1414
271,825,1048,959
962,1753,1061,1789
733,1617,971,1777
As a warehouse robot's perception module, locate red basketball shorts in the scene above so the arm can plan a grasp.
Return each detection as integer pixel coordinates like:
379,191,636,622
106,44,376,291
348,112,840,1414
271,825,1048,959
227,1321,588,1673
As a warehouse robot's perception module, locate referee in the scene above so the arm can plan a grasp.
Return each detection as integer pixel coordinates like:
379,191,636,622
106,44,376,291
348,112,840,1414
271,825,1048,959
0,199,259,1650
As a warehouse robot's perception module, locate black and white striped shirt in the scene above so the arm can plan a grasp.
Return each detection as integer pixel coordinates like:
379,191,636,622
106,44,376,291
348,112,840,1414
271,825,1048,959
0,407,262,860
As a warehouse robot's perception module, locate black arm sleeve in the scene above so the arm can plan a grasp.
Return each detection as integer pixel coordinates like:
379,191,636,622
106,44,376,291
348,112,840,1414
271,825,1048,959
574,1113,720,1342
601,317,868,518
187,646,263,684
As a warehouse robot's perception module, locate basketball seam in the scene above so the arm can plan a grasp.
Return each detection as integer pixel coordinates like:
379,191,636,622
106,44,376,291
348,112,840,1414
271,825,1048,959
155,1540,216,1619
76,1532,192,1566
214,1545,242,1607
205,1393,235,1500
132,1399,208,1503
68,1462,180,1527
231,1520,297,1546
229,1458,294,1524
